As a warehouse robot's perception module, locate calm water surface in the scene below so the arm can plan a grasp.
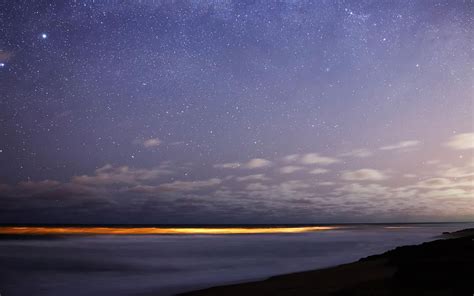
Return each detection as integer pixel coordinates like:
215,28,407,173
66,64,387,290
0,223,471,296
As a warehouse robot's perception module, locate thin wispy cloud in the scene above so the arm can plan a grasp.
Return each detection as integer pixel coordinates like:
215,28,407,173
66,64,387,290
341,169,389,181
143,138,162,148
380,140,420,151
444,133,474,150
340,149,372,158
279,166,304,174
283,153,339,166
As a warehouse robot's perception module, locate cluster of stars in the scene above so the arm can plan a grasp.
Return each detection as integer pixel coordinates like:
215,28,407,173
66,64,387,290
0,1,471,223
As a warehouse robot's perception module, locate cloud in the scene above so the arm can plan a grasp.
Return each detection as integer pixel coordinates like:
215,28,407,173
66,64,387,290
415,178,453,189
300,153,340,165
72,164,172,186
282,154,300,162
279,166,304,174
159,178,222,191
279,180,310,191
213,162,242,169
317,181,335,186
419,188,473,199
340,148,372,158
245,180,310,194
244,158,272,169
236,174,269,182
213,158,272,169
242,180,314,203
413,177,473,190
3,179,102,200
283,153,339,165
143,138,162,148
380,140,420,151
440,166,474,178
336,183,388,198
245,183,269,191
341,169,388,181
309,168,329,175
127,185,159,194
17,180,61,192
444,133,474,150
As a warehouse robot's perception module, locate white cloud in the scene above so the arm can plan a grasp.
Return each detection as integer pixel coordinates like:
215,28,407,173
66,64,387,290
340,148,372,158
444,133,474,150
317,181,335,186
245,183,269,191
243,158,272,169
159,178,222,191
127,185,159,194
236,174,269,182
243,180,313,201
309,168,329,175
129,178,223,193
214,158,272,170
440,166,474,178
279,166,304,174
279,180,310,191
143,138,162,148
419,188,473,199
380,140,420,151
413,177,473,190
282,154,300,162
415,178,453,189
336,183,388,198
282,153,339,166
300,153,339,165
341,169,388,181
213,162,241,169
72,164,172,186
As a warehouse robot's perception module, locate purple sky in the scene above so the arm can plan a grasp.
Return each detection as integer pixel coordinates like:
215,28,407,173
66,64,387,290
0,0,472,223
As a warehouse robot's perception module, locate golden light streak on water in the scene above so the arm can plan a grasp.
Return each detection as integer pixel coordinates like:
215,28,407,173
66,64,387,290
0,226,337,235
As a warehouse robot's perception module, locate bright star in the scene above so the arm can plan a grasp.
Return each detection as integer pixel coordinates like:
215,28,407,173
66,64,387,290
41,33,48,39
0,63,5,68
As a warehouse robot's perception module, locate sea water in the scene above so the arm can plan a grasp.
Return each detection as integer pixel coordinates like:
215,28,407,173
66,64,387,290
0,223,471,296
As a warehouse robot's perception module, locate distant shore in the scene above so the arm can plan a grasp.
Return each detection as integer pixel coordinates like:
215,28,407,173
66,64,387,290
179,228,474,296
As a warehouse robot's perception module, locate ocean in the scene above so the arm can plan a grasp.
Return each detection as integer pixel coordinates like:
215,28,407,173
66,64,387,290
0,223,471,296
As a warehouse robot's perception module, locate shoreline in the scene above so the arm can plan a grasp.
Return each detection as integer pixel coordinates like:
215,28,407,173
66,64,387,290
179,228,474,296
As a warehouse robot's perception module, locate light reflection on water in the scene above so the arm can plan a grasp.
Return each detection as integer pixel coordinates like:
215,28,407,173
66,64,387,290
0,225,336,235
0,223,471,296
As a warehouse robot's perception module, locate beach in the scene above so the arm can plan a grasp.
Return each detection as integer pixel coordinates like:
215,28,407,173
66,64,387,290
181,228,474,296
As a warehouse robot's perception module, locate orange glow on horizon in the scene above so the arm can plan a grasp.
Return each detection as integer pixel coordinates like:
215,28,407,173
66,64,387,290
0,226,337,235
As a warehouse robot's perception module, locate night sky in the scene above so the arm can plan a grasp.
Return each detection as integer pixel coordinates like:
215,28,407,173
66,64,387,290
0,0,472,224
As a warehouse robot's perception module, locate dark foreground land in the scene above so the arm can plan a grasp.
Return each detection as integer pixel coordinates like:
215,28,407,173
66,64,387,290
181,229,474,296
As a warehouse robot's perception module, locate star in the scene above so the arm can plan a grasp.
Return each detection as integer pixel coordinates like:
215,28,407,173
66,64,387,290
0,62,5,68
41,33,48,39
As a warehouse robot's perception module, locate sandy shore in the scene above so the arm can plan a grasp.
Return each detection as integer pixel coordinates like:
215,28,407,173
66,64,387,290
180,229,474,296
